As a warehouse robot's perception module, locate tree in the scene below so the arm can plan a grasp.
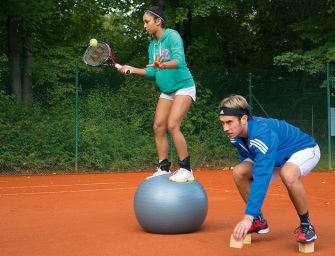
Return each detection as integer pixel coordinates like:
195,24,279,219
0,0,55,106
106,0,238,71
0,0,115,106
273,0,335,75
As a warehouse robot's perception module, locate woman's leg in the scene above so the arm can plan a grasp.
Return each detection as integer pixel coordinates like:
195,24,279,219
167,95,194,182
153,97,173,161
167,95,192,159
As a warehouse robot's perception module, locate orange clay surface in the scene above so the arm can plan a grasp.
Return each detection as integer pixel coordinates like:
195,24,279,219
1,170,334,256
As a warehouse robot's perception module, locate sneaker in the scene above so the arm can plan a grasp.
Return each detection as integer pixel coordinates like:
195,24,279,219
295,225,317,242
146,167,171,180
169,168,194,183
248,219,269,234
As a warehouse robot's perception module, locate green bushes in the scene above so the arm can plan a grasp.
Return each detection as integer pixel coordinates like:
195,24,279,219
0,71,237,174
1,65,331,174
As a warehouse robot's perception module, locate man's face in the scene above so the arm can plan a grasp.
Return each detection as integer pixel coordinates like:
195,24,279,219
219,115,248,139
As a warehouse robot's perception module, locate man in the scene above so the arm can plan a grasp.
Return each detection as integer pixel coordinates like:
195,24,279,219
219,95,320,243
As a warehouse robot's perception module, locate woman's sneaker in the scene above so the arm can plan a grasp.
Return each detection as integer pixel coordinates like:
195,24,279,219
248,219,269,234
169,168,194,183
146,167,171,180
295,225,317,242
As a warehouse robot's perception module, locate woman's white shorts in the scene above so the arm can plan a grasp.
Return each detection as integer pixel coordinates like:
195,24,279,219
159,85,196,102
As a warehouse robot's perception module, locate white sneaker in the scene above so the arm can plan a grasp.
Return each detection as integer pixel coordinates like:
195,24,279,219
169,168,194,183
146,167,171,180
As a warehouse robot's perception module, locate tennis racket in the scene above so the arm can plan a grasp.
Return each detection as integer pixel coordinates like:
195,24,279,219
83,41,130,74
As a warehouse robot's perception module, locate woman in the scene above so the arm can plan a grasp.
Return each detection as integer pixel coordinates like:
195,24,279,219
118,1,196,183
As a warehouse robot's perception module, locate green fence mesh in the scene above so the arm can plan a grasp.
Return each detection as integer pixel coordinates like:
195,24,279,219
0,58,334,175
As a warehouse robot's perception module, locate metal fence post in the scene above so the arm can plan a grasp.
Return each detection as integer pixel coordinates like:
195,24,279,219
249,73,252,115
75,59,79,173
327,63,332,170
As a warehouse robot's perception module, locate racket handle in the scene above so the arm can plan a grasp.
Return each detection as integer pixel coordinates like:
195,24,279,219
114,64,130,75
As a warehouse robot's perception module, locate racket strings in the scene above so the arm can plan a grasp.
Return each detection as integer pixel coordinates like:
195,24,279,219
84,43,110,66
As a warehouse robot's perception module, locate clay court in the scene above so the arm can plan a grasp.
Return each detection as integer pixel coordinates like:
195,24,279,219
1,170,334,256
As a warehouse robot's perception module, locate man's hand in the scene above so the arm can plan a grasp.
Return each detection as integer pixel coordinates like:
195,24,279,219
233,216,253,241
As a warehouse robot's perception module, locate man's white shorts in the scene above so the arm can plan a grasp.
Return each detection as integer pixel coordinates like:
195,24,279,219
244,144,321,183
159,85,196,102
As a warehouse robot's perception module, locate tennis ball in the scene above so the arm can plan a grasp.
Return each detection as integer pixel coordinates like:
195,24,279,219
90,39,98,47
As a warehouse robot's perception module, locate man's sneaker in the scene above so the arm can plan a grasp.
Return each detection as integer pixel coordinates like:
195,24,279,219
169,168,194,183
146,167,171,180
295,225,317,242
248,219,269,234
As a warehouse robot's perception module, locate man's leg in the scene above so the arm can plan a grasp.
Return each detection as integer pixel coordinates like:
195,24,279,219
232,161,253,204
280,162,308,215
232,161,269,234
280,162,317,242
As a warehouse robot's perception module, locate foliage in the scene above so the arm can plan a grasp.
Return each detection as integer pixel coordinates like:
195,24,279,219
2,0,335,82
1,0,335,173
273,0,335,78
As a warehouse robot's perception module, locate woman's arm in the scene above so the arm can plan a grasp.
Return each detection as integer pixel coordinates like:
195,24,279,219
118,65,146,77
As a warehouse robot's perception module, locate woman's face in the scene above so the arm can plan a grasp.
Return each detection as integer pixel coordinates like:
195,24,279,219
143,13,158,35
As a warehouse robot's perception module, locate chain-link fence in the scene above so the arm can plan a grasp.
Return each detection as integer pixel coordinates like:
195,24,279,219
0,58,334,175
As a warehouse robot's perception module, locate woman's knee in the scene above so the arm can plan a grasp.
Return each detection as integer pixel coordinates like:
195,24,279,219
167,120,180,135
153,121,167,135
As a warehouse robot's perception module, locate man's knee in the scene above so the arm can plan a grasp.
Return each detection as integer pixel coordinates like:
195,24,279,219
232,162,253,181
280,163,301,187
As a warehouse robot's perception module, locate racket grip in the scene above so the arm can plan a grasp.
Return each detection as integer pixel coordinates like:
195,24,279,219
115,64,130,75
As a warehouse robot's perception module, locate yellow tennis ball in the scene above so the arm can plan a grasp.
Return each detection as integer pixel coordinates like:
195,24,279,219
90,39,98,47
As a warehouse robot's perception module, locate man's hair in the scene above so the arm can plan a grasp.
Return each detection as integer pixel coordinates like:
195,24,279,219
219,94,250,110
219,95,250,120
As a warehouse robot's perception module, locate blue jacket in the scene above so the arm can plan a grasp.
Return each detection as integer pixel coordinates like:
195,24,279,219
230,116,317,217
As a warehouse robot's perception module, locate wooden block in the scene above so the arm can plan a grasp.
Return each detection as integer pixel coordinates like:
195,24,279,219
243,233,251,244
299,242,314,253
230,235,243,248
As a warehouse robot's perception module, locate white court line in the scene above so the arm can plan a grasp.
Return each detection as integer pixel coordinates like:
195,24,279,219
204,189,334,202
0,187,137,196
3,187,333,201
0,182,128,189
205,188,231,192
267,193,334,201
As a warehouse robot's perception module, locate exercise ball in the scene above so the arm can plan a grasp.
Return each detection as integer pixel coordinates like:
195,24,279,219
133,174,208,234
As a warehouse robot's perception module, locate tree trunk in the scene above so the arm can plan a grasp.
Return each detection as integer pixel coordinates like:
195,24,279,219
7,17,22,104
23,37,33,107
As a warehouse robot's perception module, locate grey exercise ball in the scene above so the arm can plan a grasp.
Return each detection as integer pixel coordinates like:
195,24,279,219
133,174,208,234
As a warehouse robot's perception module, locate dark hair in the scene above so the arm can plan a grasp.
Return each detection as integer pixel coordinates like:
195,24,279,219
146,1,167,28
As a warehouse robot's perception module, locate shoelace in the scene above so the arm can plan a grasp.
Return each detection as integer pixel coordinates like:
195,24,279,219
294,225,310,234
172,168,186,175
253,220,265,228
155,167,170,174
172,170,180,175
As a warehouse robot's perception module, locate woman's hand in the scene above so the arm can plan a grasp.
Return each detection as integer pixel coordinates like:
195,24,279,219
117,65,133,75
146,54,165,69
116,65,146,77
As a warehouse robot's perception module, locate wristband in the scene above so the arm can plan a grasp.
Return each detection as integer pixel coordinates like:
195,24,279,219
243,217,254,223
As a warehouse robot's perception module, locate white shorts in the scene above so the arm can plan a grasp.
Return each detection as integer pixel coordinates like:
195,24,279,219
159,85,196,102
244,144,321,183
